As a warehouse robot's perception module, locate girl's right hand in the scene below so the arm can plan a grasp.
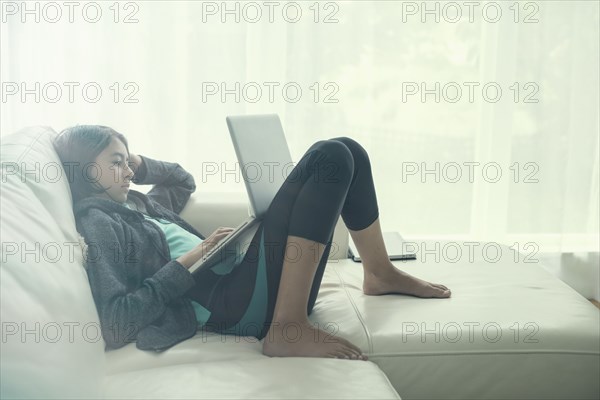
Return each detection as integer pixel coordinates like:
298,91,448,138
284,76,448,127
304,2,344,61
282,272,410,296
199,227,236,255
177,227,235,269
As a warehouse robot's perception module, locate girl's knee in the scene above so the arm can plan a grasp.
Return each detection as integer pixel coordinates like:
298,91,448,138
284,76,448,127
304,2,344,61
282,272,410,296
317,140,354,175
330,136,370,165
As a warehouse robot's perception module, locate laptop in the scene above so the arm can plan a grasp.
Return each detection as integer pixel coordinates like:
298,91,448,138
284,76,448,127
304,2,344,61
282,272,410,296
348,231,417,262
188,114,293,275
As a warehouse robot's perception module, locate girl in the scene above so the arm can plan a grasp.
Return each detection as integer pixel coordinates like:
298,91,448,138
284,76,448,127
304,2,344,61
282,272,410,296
53,125,451,361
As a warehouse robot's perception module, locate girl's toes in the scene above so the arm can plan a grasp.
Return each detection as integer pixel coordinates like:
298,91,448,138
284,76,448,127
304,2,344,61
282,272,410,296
333,351,348,359
430,285,450,297
428,285,443,293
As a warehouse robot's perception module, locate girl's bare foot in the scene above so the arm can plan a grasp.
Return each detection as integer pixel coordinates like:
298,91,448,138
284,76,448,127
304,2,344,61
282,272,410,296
262,320,368,361
363,263,451,298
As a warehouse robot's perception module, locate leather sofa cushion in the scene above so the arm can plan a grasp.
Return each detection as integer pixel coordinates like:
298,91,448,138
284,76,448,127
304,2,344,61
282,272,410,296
1,126,105,399
104,332,400,399
311,245,600,399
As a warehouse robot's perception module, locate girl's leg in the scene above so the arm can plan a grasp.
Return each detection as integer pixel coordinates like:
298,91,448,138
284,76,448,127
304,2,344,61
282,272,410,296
352,217,451,297
329,137,451,298
199,139,364,360
260,139,373,360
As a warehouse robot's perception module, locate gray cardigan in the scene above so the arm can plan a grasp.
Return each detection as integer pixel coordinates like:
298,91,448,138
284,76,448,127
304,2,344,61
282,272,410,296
74,155,213,352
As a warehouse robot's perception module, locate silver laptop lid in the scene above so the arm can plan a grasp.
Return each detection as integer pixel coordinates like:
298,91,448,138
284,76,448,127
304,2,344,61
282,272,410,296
226,114,293,219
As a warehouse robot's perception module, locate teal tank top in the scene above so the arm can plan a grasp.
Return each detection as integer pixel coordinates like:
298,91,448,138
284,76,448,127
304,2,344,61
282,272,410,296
123,203,246,327
124,203,267,334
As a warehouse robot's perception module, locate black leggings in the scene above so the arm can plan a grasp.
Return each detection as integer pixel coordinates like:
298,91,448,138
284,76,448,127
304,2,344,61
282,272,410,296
188,136,379,340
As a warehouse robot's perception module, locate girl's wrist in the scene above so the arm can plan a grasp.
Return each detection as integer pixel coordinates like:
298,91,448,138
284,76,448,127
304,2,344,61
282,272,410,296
177,247,202,270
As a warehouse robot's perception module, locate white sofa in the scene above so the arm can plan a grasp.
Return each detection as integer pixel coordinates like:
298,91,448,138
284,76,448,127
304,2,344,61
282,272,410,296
2,127,599,400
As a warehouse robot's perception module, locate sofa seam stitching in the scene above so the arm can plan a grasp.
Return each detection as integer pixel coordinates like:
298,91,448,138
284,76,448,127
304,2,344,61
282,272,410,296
332,263,374,355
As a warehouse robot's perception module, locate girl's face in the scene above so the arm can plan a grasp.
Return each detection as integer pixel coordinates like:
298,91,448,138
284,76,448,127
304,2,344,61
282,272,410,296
92,137,134,203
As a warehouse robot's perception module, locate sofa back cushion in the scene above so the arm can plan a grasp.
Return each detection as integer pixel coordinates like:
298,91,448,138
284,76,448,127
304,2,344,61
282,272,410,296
1,126,105,399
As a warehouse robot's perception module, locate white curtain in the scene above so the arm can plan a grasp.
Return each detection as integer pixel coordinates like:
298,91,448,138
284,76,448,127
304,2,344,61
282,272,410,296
2,0,598,254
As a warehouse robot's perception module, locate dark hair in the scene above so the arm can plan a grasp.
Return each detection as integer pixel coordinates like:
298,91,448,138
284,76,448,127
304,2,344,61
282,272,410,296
53,125,130,204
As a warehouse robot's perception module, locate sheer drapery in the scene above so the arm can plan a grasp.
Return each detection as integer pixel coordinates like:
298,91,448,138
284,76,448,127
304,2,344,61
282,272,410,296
2,1,598,253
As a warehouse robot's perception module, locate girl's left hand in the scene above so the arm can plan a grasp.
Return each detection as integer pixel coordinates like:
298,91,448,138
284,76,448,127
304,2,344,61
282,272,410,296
128,153,143,174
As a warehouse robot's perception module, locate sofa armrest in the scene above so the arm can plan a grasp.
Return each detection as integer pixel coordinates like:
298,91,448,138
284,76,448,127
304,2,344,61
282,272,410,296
180,192,349,261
